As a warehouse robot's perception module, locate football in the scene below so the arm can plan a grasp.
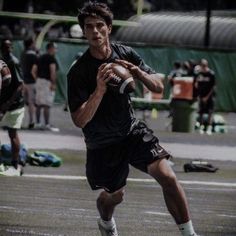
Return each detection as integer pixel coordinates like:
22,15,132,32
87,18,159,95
105,63,135,94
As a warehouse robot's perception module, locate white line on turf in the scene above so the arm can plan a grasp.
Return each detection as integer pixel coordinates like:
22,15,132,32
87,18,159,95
145,211,170,216
218,214,236,218
23,174,236,187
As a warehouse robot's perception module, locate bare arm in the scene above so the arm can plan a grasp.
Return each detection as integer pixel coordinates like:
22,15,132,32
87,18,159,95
115,59,164,93
49,63,57,91
71,64,112,128
71,88,105,128
31,64,37,81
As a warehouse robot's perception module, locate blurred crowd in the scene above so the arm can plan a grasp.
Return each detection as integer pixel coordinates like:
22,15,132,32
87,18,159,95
168,58,216,135
0,36,61,176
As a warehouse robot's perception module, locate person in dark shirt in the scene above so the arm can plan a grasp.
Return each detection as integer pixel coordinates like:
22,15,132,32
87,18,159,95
35,42,59,131
67,2,198,236
195,59,216,135
20,37,38,129
0,39,24,176
0,59,11,92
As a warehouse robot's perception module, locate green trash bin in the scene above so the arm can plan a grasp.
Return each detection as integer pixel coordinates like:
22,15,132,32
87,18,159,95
171,99,197,132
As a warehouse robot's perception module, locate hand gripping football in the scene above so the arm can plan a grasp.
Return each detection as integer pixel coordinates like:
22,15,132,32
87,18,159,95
105,63,135,94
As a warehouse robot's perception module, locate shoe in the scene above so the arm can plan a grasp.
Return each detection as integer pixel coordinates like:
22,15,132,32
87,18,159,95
199,125,205,134
35,123,43,130
0,163,6,172
0,165,23,176
206,125,212,135
98,218,118,236
44,124,60,132
28,123,35,129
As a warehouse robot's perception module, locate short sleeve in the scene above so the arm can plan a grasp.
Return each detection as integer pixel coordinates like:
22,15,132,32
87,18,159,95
128,48,156,74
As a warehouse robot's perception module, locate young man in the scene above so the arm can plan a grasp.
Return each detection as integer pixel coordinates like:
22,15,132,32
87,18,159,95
0,39,25,176
20,37,38,129
67,2,198,236
195,59,216,135
35,42,59,132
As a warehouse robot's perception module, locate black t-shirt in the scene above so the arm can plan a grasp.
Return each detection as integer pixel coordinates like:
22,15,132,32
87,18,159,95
20,50,38,84
0,53,24,110
37,53,58,80
195,69,216,97
67,43,156,149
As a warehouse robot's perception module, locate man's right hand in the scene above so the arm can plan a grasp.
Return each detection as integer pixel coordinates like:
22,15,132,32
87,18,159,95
96,63,113,95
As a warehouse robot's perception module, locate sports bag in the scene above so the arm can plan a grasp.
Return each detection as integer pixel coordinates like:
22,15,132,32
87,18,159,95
184,160,218,173
0,143,28,166
28,151,62,167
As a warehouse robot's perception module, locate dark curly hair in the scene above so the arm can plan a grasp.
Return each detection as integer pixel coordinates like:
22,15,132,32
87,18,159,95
78,1,113,30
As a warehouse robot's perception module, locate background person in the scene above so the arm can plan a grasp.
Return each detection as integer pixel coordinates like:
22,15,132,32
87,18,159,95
0,39,25,176
195,58,216,135
67,2,198,236
20,37,38,129
35,42,59,132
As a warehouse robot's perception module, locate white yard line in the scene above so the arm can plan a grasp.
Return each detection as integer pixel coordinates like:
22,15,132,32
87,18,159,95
144,211,170,216
23,174,236,188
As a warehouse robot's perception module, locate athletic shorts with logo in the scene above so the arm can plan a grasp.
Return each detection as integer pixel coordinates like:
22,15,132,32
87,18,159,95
86,120,171,193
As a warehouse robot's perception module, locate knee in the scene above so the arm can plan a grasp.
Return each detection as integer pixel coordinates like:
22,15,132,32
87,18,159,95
112,189,125,204
97,189,125,206
159,172,179,191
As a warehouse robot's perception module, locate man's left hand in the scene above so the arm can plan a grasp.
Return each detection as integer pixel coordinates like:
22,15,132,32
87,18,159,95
202,96,208,103
115,59,144,80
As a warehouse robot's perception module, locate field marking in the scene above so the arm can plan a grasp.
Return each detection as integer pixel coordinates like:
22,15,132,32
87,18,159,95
23,174,236,187
5,229,57,236
145,211,170,216
218,214,236,218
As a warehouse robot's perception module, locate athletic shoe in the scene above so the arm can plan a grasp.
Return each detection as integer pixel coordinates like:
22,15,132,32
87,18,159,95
44,124,60,132
35,123,43,130
97,218,118,236
199,125,205,134
28,123,35,129
0,165,23,176
0,163,6,172
206,125,212,135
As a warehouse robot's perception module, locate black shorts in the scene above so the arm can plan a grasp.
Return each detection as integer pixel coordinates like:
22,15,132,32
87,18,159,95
86,120,171,193
199,96,215,114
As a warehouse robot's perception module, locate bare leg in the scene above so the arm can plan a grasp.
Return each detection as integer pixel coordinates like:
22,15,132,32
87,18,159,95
8,129,20,168
28,102,35,124
207,112,213,126
199,113,203,126
43,106,50,125
148,158,190,224
36,105,41,124
97,188,124,221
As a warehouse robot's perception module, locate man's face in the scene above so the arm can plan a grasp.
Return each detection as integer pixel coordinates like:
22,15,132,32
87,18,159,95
48,45,57,55
83,16,111,47
2,40,13,54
